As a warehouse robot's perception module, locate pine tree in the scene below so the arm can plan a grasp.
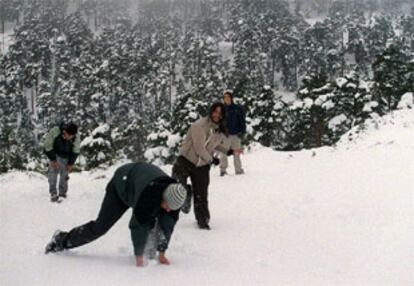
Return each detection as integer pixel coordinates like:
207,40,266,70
327,71,379,143
119,116,149,162
288,73,335,148
81,123,115,170
372,44,411,112
144,116,177,165
400,10,414,51
365,15,395,62
245,85,279,147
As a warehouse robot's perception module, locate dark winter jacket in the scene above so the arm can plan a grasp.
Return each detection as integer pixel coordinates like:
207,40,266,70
44,124,81,165
112,162,179,256
225,104,246,135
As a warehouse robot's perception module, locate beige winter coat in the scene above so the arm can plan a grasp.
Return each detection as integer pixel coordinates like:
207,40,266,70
179,117,227,167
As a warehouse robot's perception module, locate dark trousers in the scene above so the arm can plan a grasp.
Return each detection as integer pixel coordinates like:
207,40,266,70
63,179,129,249
172,156,210,225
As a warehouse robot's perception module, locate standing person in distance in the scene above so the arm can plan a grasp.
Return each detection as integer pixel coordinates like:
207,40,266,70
220,90,246,176
44,122,80,202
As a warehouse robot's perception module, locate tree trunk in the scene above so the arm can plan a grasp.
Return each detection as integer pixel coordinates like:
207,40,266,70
314,118,323,147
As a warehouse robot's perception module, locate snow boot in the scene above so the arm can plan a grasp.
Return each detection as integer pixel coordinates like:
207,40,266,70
50,194,60,203
45,230,68,254
197,222,211,230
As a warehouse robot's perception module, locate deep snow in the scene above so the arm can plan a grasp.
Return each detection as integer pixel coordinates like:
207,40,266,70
1,109,413,286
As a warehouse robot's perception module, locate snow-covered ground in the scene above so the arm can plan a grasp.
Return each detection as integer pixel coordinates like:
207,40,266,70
1,109,413,286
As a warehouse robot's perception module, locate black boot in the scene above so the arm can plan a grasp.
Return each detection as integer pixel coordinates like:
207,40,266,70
45,230,68,254
197,221,211,230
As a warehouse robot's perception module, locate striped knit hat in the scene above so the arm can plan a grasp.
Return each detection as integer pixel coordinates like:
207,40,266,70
163,183,187,210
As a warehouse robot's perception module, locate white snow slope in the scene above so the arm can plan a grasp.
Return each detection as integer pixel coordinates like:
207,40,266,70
1,109,413,286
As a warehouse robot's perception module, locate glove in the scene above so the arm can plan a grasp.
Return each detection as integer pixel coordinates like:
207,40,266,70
210,157,220,166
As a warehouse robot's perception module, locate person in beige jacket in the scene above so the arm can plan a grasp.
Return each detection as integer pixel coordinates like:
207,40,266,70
172,102,240,229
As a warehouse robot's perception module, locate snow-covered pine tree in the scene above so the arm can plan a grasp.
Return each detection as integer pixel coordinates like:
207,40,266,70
80,123,114,170
62,12,95,127
365,15,395,62
327,71,379,143
372,43,411,113
244,85,279,147
170,91,207,138
301,22,335,79
118,115,149,162
400,10,414,52
288,73,335,148
144,116,177,166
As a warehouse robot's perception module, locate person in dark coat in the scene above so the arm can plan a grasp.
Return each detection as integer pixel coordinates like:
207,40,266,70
45,162,187,267
220,91,246,176
43,122,80,202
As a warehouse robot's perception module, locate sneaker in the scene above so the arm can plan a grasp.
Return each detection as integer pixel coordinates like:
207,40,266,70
220,170,227,177
50,195,59,202
45,230,67,254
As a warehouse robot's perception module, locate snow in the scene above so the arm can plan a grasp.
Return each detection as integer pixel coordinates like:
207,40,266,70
1,111,414,286
100,60,109,69
337,109,414,150
299,87,309,95
81,137,110,148
322,100,335,110
312,84,331,93
363,101,379,113
188,111,198,120
336,77,348,88
291,100,304,110
397,92,413,110
92,124,110,136
328,114,347,131
166,134,181,148
346,83,357,89
303,97,314,108
305,18,325,26
97,152,106,161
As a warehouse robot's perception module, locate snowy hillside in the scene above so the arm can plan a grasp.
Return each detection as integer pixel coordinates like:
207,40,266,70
1,109,413,286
